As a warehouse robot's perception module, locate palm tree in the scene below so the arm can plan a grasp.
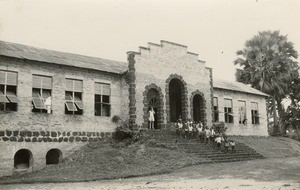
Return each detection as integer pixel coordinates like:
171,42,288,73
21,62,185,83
234,31,299,135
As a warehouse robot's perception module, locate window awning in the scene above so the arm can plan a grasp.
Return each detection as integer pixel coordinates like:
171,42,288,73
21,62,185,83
6,91,19,103
74,96,83,109
0,91,9,103
65,102,78,111
32,98,45,109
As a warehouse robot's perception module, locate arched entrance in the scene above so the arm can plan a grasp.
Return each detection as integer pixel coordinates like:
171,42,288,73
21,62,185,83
191,90,207,126
169,78,183,122
46,149,62,165
193,94,203,122
14,149,33,169
143,84,164,129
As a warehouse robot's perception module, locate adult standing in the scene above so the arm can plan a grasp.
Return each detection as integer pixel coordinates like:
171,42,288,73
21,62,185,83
148,107,155,129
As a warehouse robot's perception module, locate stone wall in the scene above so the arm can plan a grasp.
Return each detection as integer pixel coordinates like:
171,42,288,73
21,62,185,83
213,88,268,136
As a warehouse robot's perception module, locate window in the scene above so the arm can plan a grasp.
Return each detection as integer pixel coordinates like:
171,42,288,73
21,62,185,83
94,83,110,117
213,97,219,122
0,70,19,111
65,79,83,115
251,102,259,124
224,99,233,123
32,75,52,113
238,101,247,124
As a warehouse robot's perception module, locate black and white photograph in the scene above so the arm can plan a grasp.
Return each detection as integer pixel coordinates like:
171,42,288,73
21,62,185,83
0,0,300,189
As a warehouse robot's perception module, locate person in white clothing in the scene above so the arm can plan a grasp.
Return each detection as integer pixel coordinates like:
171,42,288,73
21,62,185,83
148,107,155,129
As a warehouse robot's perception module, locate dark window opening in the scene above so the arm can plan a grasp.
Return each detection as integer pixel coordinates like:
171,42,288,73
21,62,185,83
32,75,52,113
238,101,247,124
65,91,83,115
94,83,111,117
32,88,52,113
65,79,83,115
224,99,233,123
251,110,260,124
251,102,260,124
213,97,219,122
0,85,18,111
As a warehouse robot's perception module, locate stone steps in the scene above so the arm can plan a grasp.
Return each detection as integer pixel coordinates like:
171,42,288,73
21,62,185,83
145,130,265,164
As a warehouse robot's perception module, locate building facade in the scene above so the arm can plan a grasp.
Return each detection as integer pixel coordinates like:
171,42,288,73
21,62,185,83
0,40,268,177
213,79,268,136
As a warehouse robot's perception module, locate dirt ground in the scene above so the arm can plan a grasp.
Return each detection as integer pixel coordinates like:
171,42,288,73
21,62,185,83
1,156,300,190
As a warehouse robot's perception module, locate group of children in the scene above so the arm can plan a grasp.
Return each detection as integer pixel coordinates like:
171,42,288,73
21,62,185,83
174,118,236,153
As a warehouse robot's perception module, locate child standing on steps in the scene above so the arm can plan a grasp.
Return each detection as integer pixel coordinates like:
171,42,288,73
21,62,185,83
204,127,210,144
229,140,236,153
215,135,223,151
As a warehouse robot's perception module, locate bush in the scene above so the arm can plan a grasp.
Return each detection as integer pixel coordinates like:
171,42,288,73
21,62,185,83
112,115,122,123
213,122,227,134
113,125,134,141
113,119,141,142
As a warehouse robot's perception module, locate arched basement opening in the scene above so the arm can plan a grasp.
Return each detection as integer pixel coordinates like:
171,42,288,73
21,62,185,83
46,149,62,165
169,78,184,122
14,149,33,169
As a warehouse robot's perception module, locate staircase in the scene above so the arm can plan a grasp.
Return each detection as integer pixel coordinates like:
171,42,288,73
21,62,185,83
145,129,264,164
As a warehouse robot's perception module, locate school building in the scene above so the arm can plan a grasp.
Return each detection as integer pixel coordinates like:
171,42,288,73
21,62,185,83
0,40,268,177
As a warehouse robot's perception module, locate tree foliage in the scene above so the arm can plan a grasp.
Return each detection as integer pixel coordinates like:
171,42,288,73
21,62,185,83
234,31,299,135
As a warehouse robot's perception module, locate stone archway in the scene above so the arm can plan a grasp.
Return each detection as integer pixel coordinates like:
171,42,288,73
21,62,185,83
190,90,207,126
165,74,188,124
143,84,164,129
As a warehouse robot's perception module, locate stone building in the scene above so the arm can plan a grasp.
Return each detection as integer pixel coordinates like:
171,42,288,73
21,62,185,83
0,40,268,177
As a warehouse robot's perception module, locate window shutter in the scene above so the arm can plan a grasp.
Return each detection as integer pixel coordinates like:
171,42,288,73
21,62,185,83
33,75,42,88
94,83,102,94
0,91,9,103
66,79,73,91
42,76,52,89
6,91,19,103
0,71,5,84
32,98,44,109
102,84,110,95
65,102,78,111
6,72,17,85
73,80,83,92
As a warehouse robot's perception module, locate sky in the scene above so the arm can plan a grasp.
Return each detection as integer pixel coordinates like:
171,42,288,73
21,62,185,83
0,0,299,81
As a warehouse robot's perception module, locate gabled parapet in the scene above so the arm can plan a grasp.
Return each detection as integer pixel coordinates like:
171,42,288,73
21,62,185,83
130,40,205,64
